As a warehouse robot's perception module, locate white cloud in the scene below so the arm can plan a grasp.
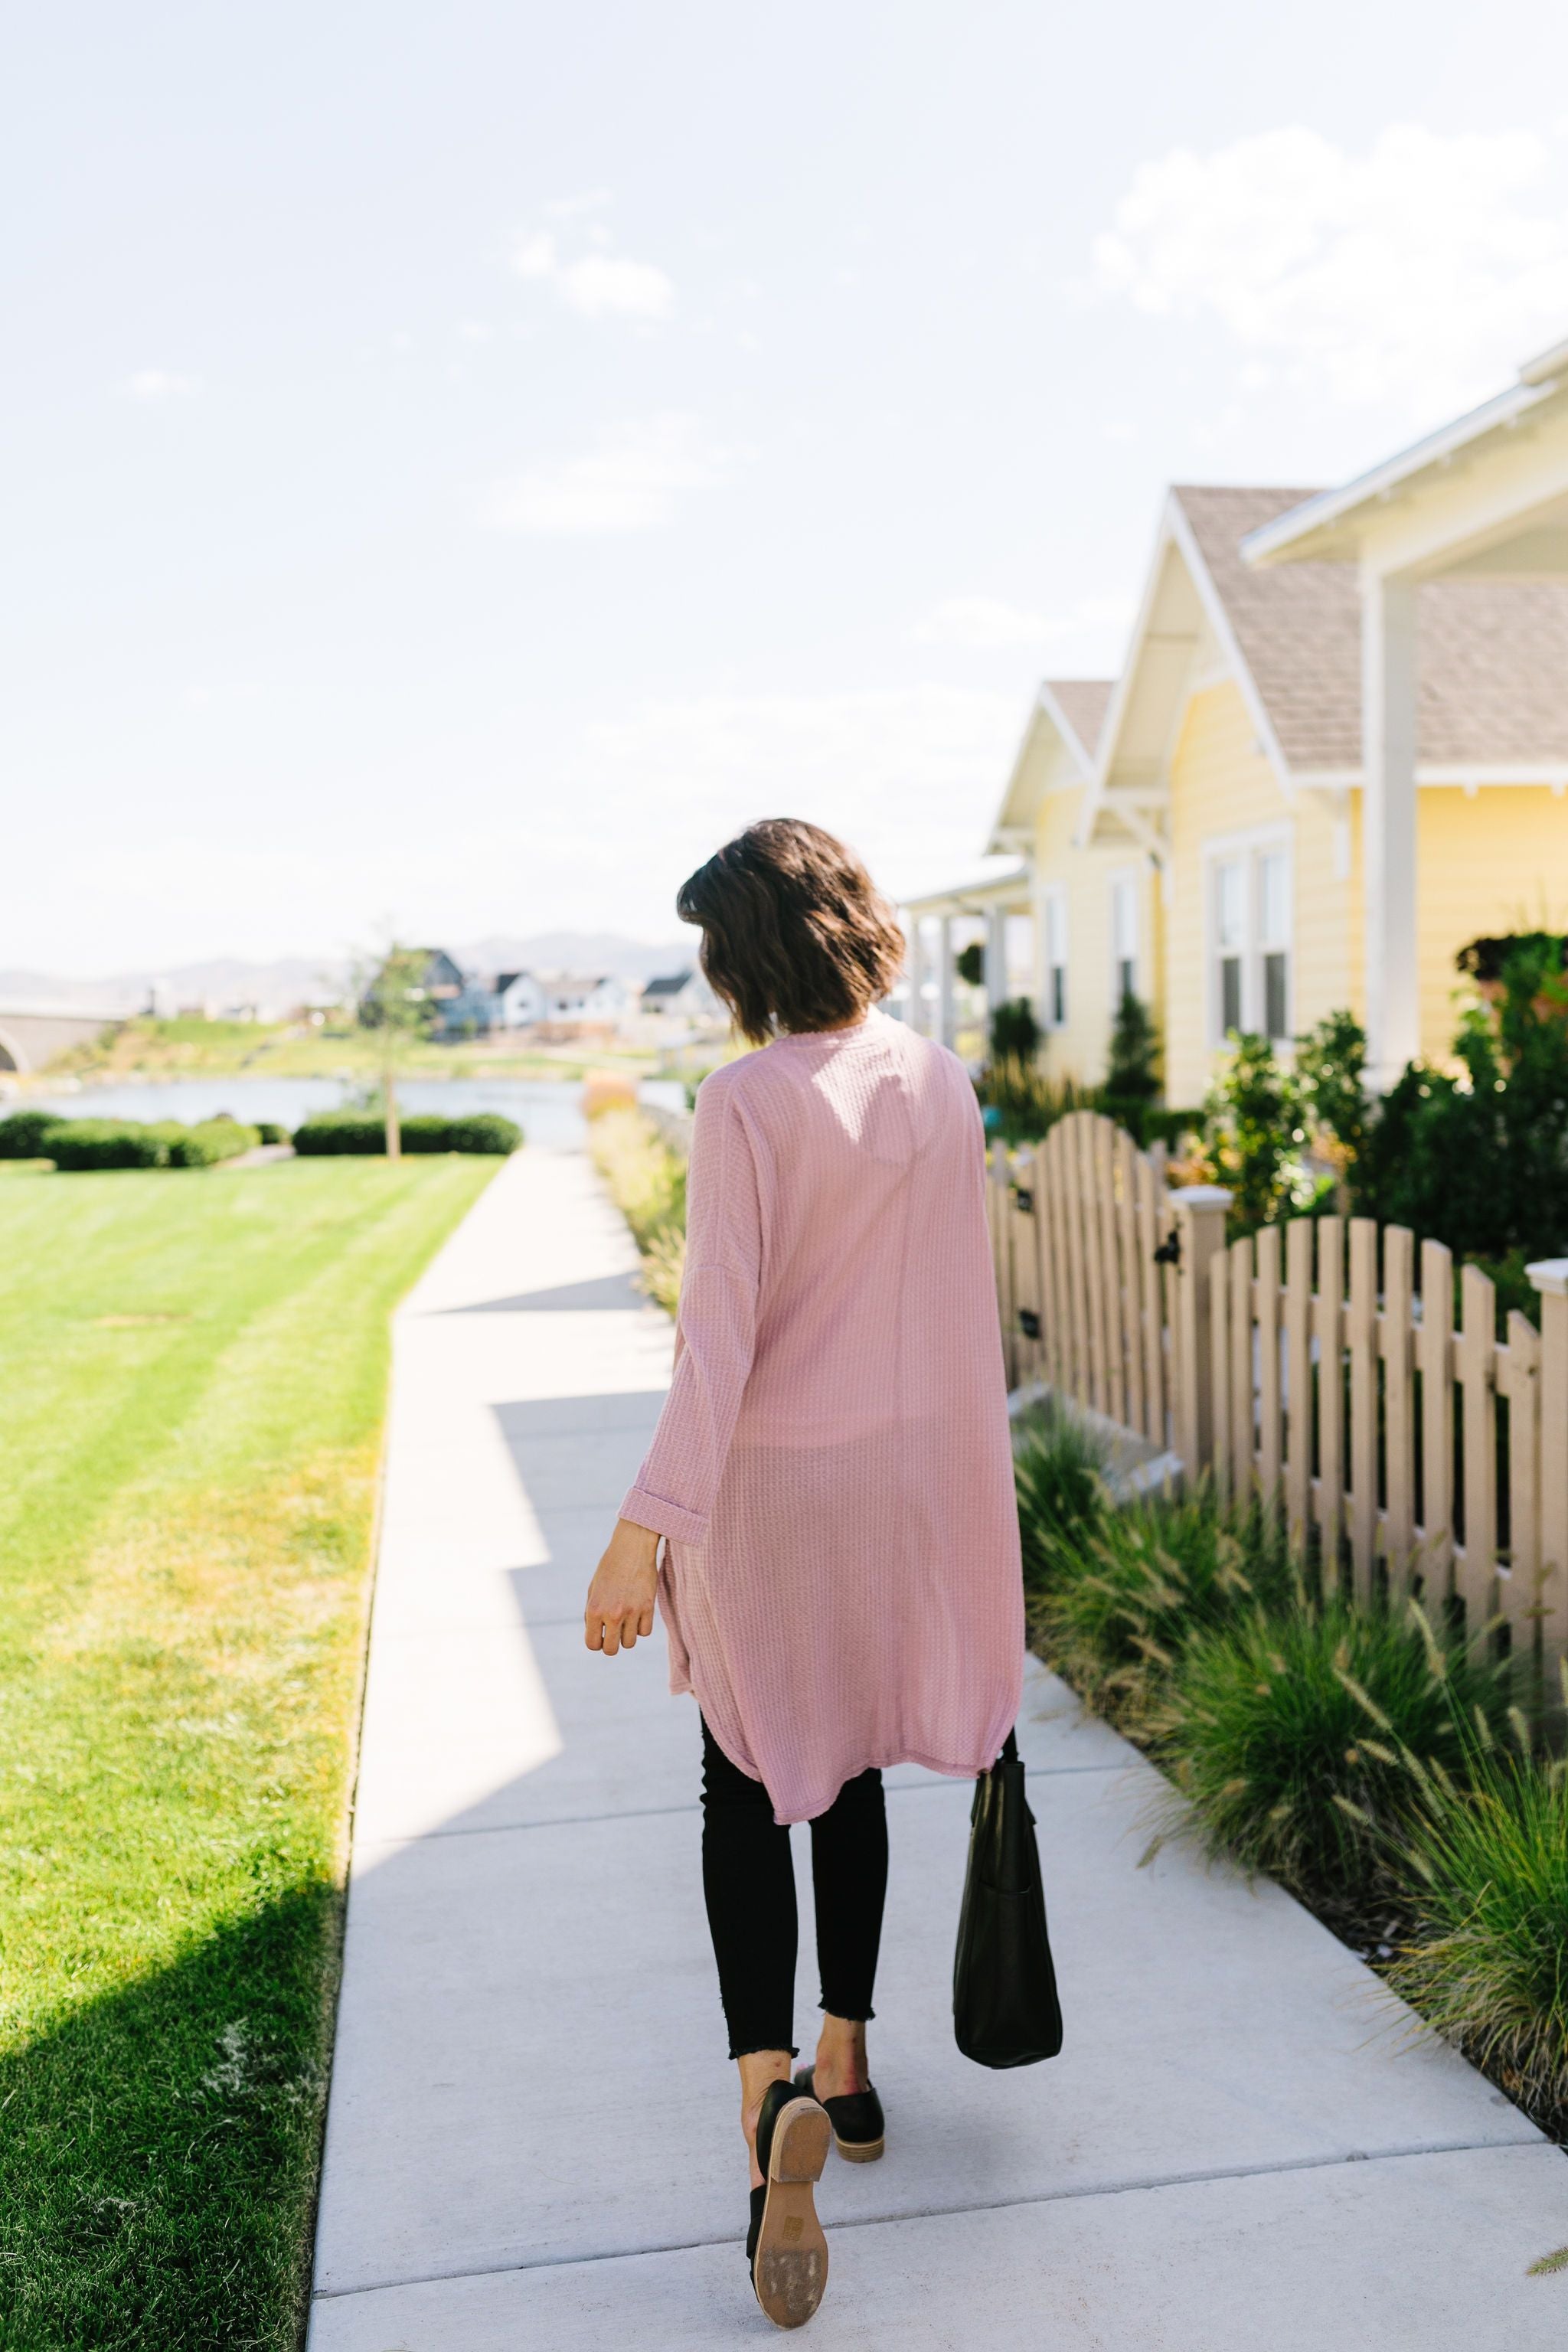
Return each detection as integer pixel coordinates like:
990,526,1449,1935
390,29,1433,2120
122,368,201,400
914,596,1053,651
514,224,674,321
485,416,725,535
1092,124,1568,417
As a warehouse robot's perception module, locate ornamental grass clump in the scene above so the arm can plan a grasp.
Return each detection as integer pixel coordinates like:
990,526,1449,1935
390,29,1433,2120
1011,1403,1109,1596
589,1106,687,1312
1145,1599,1503,1900
1029,1484,1292,1731
1388,1707,1568,2132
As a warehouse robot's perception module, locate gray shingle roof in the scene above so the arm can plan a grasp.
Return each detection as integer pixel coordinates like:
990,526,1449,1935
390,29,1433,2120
1045,679,1114,760
1174,485,1568,770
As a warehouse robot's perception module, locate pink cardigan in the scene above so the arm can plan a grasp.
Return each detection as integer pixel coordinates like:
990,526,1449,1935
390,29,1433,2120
620,1009,1023,1823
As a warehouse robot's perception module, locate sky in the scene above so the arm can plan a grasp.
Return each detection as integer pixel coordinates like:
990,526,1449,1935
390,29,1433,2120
8,0,1568,975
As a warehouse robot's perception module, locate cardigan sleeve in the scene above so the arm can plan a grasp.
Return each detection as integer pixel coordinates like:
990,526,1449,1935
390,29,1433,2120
619,1076,763,1546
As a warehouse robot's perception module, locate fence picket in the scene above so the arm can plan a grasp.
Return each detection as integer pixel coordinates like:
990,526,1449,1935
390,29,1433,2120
1096,1120,1126,1428
1135,1154,1165,1448
1011,1150,1040,1387
1116,1128,1145,1442
1078,1118,1109,1414
1283,1217,1313,1553
1314,1219,1345,1594
1419,1239,1455,1609
1210,1247,1231,1499
1457,1263,1498,1637
1229,1234,1253,1501
1347,1219,1378,1604
1501,1312,1541,1668
1256,1224,1282,1511
1035,1128,1062,1393
1381,1226,1416,1596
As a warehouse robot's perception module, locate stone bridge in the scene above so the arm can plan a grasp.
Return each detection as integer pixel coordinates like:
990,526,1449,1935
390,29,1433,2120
0,1007,122,1073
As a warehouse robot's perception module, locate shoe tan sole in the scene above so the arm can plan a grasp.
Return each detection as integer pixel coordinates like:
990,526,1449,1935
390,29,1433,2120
753,2098,830,2329
831,2132,884,2163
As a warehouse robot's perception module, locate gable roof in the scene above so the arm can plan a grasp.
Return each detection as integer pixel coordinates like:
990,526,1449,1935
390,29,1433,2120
986,677,1116,851
642,970,694,999
1083,485,1568,844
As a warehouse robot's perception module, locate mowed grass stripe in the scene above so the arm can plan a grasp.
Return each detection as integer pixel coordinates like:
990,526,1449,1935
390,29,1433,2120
0,1155,498,2350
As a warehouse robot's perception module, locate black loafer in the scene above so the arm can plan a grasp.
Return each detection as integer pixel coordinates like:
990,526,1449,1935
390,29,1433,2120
746,2078,830,2328
792,2064,885,2163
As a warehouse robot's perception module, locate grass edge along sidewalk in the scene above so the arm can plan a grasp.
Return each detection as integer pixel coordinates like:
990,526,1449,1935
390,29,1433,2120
0,1155,498,2352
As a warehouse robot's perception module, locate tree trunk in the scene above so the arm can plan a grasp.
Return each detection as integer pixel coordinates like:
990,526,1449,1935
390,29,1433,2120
384,1062,400,1161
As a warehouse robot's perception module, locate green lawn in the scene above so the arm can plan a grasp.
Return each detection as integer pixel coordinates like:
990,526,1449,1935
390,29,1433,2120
0,1155,497,2349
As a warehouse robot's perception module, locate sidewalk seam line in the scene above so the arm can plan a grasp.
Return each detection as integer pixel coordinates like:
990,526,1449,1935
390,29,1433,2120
311,2134,1548,2300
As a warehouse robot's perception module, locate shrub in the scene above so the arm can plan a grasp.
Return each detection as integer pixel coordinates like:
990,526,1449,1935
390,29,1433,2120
0,1109,65,1159
164,1119,260,1167
955,940,985,987
1195,1032,1331,1236
1146,1599,1501,1899
255,1122,288,1146
1388,1729,1568,2126
975,1058,1097,1148
292,1112,520,1156
44,1117,259,1170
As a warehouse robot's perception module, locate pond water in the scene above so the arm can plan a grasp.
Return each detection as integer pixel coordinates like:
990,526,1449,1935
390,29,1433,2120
25,1074,685,1153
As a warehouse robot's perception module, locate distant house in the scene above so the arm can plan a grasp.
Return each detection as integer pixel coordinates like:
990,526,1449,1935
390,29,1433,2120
641,969,718,1021
492,971,547,1029
361,948,467,1032
539,973,629,1024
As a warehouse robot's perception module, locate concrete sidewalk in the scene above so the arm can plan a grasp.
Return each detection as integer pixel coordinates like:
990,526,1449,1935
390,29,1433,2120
309,1144,1565,2350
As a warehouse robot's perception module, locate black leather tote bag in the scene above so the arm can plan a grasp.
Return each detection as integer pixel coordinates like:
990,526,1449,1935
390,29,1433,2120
953,1730,1063,2068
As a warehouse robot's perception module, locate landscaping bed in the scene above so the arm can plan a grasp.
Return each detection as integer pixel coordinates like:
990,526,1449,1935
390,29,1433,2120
0,1155,497,2350
1014,1399,1568,2148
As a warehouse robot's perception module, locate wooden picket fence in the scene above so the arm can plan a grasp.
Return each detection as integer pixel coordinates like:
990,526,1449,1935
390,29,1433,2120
990,1109,1568,1687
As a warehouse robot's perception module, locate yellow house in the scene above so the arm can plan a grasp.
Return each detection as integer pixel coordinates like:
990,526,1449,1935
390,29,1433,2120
903,340,1568,1102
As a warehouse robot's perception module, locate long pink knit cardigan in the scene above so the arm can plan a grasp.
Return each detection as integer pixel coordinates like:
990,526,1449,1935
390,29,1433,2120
620,1008,1024,1824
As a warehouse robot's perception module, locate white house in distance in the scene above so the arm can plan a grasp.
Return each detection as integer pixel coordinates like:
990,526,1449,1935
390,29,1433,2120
640,969,717,1021
537,973,629,1027
491,971,548,1029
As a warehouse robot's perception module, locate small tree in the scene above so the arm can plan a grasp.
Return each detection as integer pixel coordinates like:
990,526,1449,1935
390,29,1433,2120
356,945,439,1161
955,940,985,988
1101,991,1161,1139
989,995,1040,1063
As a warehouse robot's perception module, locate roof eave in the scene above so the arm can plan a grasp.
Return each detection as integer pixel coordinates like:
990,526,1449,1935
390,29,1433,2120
1242,375,1563,567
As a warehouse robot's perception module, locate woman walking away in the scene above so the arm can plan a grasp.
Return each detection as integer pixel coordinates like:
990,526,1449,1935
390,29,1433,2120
585,819,1023,2329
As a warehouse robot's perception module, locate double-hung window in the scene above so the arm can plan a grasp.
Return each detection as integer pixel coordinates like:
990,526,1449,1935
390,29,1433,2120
1041,888,1069,1027
1207,833,1292,1046
1110,874,1138,1007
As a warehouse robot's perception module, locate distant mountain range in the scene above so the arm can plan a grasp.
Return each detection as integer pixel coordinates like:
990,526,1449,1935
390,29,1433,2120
0,934,696,1021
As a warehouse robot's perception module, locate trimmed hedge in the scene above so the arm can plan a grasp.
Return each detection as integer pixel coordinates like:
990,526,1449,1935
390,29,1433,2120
291,1112,521,1157
47,1117,260,1171
0,1109,66,1159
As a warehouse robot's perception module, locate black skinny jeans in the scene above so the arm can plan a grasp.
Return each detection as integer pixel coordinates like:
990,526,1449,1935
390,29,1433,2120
700,1717,889,2060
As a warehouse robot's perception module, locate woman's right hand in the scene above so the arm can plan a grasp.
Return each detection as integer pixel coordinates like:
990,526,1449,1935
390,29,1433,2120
584,1517,661,1655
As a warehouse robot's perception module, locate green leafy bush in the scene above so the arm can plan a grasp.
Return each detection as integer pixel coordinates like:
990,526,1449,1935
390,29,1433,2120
292,1112,520,1156
1147,1600,1501,1897
1196,1033,1331,1237
255,1122,288,1146
1389,1726,1568,2126
47,1118,259,1171
975,1059,1098,1147
0,1109,65,1159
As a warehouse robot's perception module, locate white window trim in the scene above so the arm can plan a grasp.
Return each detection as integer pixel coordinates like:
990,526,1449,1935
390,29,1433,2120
1109,867,1139,1007
1202,825,1293,1049
1040,884,1070,1030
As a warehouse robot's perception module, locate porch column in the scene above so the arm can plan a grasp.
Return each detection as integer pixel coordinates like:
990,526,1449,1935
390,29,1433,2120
1361,567,1420,1087
938,915,956,1048
984,906,1008,1008
902,916,925,1032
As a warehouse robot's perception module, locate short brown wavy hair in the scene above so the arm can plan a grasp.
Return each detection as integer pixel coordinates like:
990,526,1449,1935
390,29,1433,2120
676,819,904,1045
